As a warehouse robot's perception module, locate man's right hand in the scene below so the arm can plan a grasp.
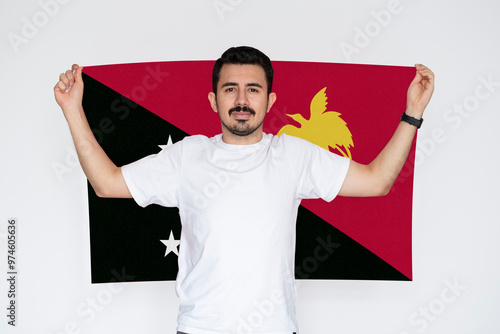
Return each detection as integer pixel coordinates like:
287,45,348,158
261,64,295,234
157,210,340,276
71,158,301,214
54,63,132,199
54,64,84,115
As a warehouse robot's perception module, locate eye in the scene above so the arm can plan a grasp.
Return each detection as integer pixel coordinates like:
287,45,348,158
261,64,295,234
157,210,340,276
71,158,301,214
249,87,259,93
225,87,235,92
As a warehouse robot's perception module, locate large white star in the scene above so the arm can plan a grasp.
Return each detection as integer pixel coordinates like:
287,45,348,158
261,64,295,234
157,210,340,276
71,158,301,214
158,135,174,150
160,231,180,257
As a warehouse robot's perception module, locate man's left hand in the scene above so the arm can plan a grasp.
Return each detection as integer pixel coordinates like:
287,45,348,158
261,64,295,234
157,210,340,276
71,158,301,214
406,64,435,119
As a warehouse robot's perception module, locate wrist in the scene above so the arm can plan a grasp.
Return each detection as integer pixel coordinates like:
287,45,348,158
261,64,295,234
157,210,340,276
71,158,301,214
63,103,84,115
404,106,423,120
401,112,423,129
63,105,86,123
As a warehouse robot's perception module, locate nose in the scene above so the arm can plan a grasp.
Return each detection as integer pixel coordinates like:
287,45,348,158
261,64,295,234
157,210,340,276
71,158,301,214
235,89,249,106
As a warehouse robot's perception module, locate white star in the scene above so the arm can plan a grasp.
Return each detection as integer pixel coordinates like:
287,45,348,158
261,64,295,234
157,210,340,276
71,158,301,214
160,231,180,257
158,135,174,150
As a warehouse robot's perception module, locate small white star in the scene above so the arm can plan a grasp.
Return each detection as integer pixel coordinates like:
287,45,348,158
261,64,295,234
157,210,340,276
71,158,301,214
160,231,180,257
158,135,174,150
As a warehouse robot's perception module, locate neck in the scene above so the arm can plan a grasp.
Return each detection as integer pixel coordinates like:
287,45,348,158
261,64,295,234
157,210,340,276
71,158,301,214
221,129,264,145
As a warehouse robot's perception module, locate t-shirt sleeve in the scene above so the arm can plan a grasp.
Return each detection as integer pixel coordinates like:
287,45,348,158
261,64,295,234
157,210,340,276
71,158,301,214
121,141,182,208
286,134,350,202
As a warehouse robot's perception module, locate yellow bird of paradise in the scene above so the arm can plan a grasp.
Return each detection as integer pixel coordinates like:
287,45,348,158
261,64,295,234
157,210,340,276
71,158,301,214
277,87,354,159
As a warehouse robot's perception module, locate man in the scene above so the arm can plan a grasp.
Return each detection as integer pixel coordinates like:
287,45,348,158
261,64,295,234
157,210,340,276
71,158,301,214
54,46,434,334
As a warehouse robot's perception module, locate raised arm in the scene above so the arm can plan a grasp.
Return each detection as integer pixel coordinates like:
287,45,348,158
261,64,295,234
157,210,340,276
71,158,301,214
54,64,132,198
339,64,435,197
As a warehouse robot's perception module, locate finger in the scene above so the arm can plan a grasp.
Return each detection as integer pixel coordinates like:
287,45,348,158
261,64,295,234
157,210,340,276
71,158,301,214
415,64,432,74
418,67,434,77
55,79,68,93
415,64,434,80
420,70,435,87
65,68,75,86
59,72,69,86
74,65,84,84
410,68,423,85
65,73,75,92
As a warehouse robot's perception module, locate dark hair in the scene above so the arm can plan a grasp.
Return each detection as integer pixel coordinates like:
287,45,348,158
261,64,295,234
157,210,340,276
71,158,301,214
212,46,274,95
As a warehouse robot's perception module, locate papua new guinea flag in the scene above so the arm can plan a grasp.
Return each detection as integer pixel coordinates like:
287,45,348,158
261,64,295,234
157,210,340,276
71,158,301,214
82,61,416,283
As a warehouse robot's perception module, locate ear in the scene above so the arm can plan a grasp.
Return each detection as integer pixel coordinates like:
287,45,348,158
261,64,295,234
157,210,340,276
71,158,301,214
266,92,277,113
208,92,218,113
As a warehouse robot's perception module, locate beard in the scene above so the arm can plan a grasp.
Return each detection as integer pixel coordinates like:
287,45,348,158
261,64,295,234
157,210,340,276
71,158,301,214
220,105,265,137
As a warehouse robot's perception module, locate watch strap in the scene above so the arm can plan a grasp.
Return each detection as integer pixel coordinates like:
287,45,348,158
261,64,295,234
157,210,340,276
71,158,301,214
401,112,423,129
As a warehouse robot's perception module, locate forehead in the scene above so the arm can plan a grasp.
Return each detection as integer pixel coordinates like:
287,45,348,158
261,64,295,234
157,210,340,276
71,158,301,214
218,64,267,87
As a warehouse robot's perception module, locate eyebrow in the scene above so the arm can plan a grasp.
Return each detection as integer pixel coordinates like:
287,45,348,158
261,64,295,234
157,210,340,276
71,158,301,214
221,82,264,89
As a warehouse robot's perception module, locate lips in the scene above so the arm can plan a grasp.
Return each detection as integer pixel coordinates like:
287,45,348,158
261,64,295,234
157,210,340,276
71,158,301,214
232,111,253,120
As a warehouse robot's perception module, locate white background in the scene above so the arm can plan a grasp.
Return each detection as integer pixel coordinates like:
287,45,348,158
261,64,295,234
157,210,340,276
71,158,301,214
1,0,499,333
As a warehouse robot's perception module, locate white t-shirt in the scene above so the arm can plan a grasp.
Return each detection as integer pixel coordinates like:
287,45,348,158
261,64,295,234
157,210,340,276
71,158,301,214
121,133,350,334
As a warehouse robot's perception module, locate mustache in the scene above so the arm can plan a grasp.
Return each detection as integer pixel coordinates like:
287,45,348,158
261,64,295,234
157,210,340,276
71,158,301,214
228,106,256,116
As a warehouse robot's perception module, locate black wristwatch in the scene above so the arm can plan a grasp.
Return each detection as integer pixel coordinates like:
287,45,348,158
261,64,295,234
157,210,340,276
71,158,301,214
401,112,423,129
